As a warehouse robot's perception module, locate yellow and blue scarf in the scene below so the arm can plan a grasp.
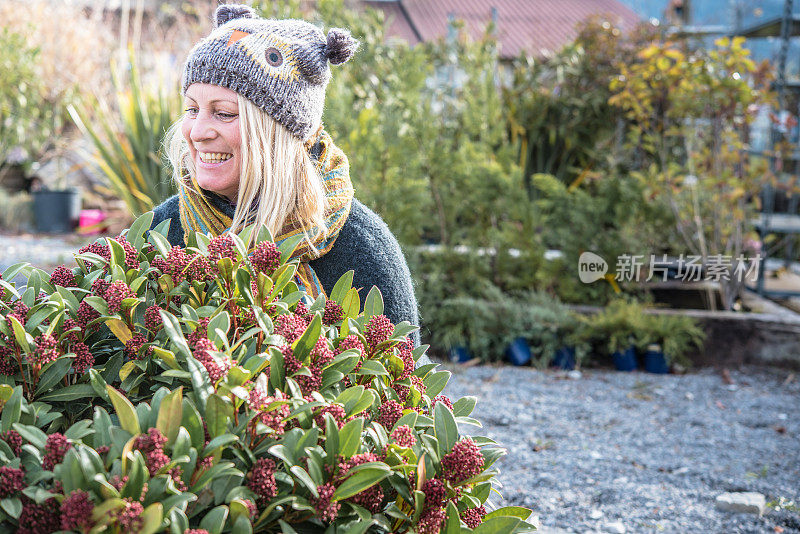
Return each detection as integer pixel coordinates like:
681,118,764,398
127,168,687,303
178,128,353,298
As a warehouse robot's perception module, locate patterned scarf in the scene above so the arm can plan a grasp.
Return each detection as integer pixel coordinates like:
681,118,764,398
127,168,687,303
178,128,354,298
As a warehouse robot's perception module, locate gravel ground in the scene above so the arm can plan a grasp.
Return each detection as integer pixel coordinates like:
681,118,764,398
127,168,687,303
442,363,800,534
0,232,94,283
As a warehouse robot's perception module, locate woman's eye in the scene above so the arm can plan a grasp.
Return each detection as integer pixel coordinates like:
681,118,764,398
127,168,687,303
217,112,237,120
184,107,198,115
265,47,283,67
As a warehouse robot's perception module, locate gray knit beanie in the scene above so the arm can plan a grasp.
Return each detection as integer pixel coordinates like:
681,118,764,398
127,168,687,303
182,4,359,141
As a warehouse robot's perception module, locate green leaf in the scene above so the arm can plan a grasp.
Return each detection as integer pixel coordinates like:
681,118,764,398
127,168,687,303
290,465,319,497
443,501,461,534
156,386,183,445
128,211,154,250
452,396,477,417
106,385,141,435
277,234,304,262
484,506,534,521
207,312,231,349
330,270,354,304
35,357,73,396
202,434,239,457
160,310,192,358
292,314,322,363
205,394,232,438
332,465,391,501
7,315,30,353
37,383,96,402
433,403,458,457
1,386,22,433
0,497,22,519
338,417,364,459
363,286,384,318
181,399,205,450
12,423,47,449
472,516,523,534
187,356,213,411
424,370,451,399
358,360,389,377
149,229,172,258
199,505,229,534
138,502,164,534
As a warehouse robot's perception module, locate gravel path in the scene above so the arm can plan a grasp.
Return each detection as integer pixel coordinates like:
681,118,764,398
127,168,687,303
0,232,94,279
442,363,800,533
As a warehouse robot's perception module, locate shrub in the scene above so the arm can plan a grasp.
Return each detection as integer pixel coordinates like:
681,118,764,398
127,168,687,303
0,212,535,532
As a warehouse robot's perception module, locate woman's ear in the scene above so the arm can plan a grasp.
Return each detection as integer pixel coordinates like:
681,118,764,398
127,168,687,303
215,4,256,28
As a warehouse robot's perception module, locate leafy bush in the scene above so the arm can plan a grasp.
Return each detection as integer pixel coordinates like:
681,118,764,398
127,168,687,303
635,313,706,367
0,213,535,532
69,53,180,216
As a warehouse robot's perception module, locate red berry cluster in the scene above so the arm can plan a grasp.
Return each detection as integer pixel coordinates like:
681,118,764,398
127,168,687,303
104,281,135,314
322,300,344,325
18,497,60,534
144,305,163,331
431,395,453,413
460,505,487,528
294,301,312,321
193,338,231,383
313,403,347,429
115,498,144,531
115,235,140,271
76,299,100,329
49,265,76,287
417,478,448,534
208,234,237,263
185,530,211,534
0,429,22,455
60,490,95,531
281,345,301,375
246,458,278,507
250,241,281,275
398,338,415,380
275,313,307,343
72,342,94,373
248,389,290,435
43,433,71,471
152,246,211,284
377,400,404,429
311,482,340,523
133,428,170,477
9,300,29,325
365,315,394,349
78,240,111,265
32,334,61,366
0,345,17,376
441,438,484,484
187,318,210,345
62,318,81,344
390,425,417,448
0,466,25,498
124,334,148,360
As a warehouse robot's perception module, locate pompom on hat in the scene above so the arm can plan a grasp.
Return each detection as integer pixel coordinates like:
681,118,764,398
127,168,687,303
182,4,359,141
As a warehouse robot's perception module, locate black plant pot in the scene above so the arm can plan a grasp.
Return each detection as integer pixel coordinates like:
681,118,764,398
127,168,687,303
32,188,81,233
505,338,531,366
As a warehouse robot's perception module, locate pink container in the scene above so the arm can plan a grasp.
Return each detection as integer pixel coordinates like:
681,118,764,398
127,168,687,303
78,209,108,235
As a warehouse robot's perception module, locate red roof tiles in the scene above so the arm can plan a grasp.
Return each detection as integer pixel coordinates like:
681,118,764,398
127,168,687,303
363,0,641,59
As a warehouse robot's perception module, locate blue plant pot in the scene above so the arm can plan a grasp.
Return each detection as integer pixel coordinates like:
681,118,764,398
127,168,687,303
505,338,531,366
552,346,576,370
643,345,670,374
612,345,638,371
448,346,472,363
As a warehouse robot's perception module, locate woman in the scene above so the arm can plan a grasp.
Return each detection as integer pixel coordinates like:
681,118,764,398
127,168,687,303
150,4,420,345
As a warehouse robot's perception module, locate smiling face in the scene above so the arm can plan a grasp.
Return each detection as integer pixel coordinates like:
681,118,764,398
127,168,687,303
181,84,242,200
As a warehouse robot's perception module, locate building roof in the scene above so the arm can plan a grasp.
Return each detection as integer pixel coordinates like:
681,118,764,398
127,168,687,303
363,0,641,59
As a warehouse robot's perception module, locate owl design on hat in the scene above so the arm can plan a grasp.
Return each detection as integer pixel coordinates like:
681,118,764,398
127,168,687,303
182,4,359,141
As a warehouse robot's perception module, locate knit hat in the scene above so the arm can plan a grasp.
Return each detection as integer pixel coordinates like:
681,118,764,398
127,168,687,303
182,4,359,141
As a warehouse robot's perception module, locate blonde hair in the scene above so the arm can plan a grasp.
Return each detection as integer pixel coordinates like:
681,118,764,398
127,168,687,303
165,95,328,251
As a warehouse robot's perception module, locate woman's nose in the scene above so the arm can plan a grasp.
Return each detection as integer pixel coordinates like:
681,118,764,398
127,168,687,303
190,114,217,142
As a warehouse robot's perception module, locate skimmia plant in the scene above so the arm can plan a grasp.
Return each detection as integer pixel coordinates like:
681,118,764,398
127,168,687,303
0,212,535,533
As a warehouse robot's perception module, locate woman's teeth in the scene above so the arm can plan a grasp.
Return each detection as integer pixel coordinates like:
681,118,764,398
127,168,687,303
199,152,233,164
